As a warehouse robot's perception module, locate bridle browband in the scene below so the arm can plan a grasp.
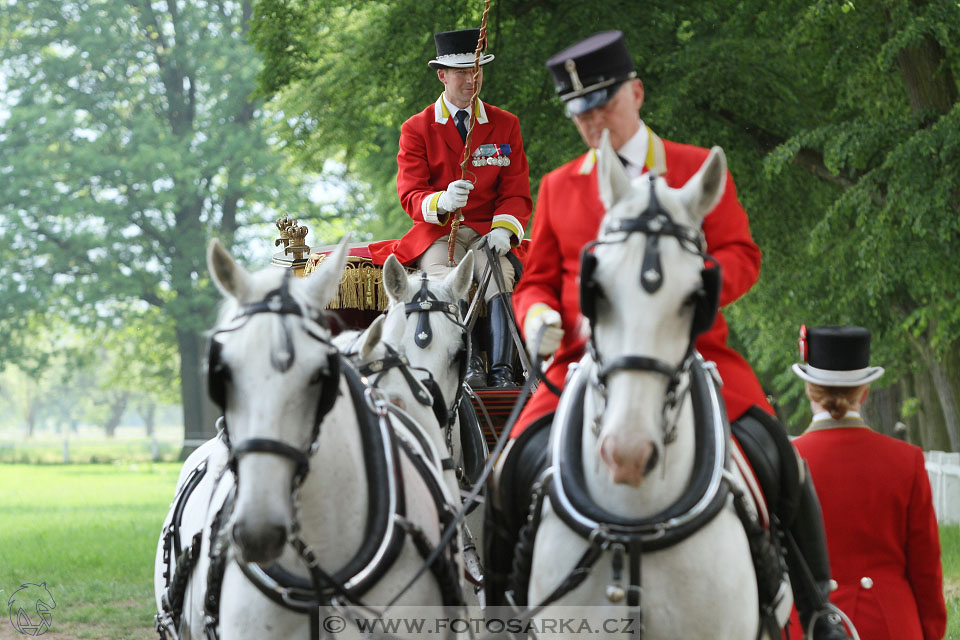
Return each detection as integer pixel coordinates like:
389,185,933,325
206,270,341,484
580,173,721,441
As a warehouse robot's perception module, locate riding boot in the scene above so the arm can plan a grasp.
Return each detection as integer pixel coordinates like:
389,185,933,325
786,472,852,640
486,293,517,388
463,301,487,388
483,418,552,609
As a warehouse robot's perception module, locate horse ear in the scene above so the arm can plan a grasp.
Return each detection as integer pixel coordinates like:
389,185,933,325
305,234,350,307
597,128,632,212
383,254,409,304
358,314,385,360
446,249,475,300
208,238,250,299
382,302,407,345
678,146,727,224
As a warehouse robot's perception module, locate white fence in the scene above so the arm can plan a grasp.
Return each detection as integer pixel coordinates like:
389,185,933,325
925,451,960,525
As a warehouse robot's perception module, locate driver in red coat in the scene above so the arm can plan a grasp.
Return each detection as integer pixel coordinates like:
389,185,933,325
368,28,532,388
485,31,852,640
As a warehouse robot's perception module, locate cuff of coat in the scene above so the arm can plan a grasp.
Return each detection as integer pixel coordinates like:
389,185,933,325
491,214,524,244
525,303,555,327
421,192,450,225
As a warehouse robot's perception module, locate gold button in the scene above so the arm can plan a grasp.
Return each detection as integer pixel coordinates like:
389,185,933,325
860,577,874,589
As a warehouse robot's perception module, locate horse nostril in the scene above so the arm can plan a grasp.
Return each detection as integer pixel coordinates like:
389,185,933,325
233,521,287,563
644,445,660,475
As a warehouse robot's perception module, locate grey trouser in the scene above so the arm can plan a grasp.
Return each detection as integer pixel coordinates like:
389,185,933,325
418,226,515,302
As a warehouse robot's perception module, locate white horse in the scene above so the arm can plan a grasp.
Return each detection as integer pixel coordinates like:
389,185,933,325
524,131,783,638
380,252,489,598
333,300,461,516
156,239,462,639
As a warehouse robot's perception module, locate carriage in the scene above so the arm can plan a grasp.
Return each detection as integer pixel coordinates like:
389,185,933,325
274,214,528,448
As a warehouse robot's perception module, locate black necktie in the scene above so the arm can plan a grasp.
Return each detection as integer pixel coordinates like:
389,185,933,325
617,154,630,168
454,110,468,142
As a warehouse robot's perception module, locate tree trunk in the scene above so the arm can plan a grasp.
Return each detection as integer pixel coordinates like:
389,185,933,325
906,351,953,451
862,384,901,437
896,33,957,120
140,401,157,437
177,327,218,459
26,401,37,438
913,338,960,451
103,391,129,437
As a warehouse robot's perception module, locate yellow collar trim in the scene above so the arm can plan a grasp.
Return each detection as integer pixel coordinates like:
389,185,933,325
578,126,667,176
435,94,488,125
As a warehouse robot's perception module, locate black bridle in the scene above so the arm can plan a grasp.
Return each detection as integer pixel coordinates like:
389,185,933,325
206,270,341,484
579,173,721,440
402,273,470,427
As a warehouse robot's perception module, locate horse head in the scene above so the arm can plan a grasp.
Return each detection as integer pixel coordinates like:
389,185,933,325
333,303,433,413
586,129,725,487
382,252,474,423
206,236,349,563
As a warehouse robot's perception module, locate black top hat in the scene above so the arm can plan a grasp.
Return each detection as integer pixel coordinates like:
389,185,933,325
428,29,494,70
792,325,884,386
546,30,637,116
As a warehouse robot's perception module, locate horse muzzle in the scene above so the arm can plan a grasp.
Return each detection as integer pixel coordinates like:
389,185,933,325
232,515,289,564
599,432,661,487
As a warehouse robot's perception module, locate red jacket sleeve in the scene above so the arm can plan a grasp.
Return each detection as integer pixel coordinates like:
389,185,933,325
701,169,762,307
513,171,562,337
396,116,442,225
905,450,947,640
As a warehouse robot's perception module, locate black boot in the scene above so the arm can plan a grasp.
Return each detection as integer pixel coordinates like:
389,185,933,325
482,417,552,609
486,294,517,388
786,472,852,640
463,302,487,388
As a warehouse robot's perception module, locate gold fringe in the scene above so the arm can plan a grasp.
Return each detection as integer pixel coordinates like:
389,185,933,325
302,253,388,311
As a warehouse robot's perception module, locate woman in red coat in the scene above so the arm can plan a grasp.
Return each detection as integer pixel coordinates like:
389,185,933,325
793,325,947,640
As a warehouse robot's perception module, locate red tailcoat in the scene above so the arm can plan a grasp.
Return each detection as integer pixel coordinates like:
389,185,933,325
368,95,532,265
511,127,772,436
793,418,946,640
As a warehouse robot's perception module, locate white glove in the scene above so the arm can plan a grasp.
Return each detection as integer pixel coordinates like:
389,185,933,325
483,227,513,256
437,179,474,214
523,304,564,358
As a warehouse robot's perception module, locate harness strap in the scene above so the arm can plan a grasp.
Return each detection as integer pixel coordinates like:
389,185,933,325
598,355,677,384
228,438,310,480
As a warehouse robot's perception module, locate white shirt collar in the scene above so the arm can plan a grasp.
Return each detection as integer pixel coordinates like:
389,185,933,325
442,93,471,121
434,93,488,125
812,410,861,422
616,121,649,178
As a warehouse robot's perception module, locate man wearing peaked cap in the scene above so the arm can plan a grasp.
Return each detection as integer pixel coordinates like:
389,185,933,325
793,326,946,640
369,27,532,389
486,31,853,640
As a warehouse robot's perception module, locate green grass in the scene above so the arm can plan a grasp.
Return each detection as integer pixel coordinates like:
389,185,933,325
943,524,960,640
0,464,179,639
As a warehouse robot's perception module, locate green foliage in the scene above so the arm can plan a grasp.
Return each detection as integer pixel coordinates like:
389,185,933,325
249,0,960,442
0,1,356,437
